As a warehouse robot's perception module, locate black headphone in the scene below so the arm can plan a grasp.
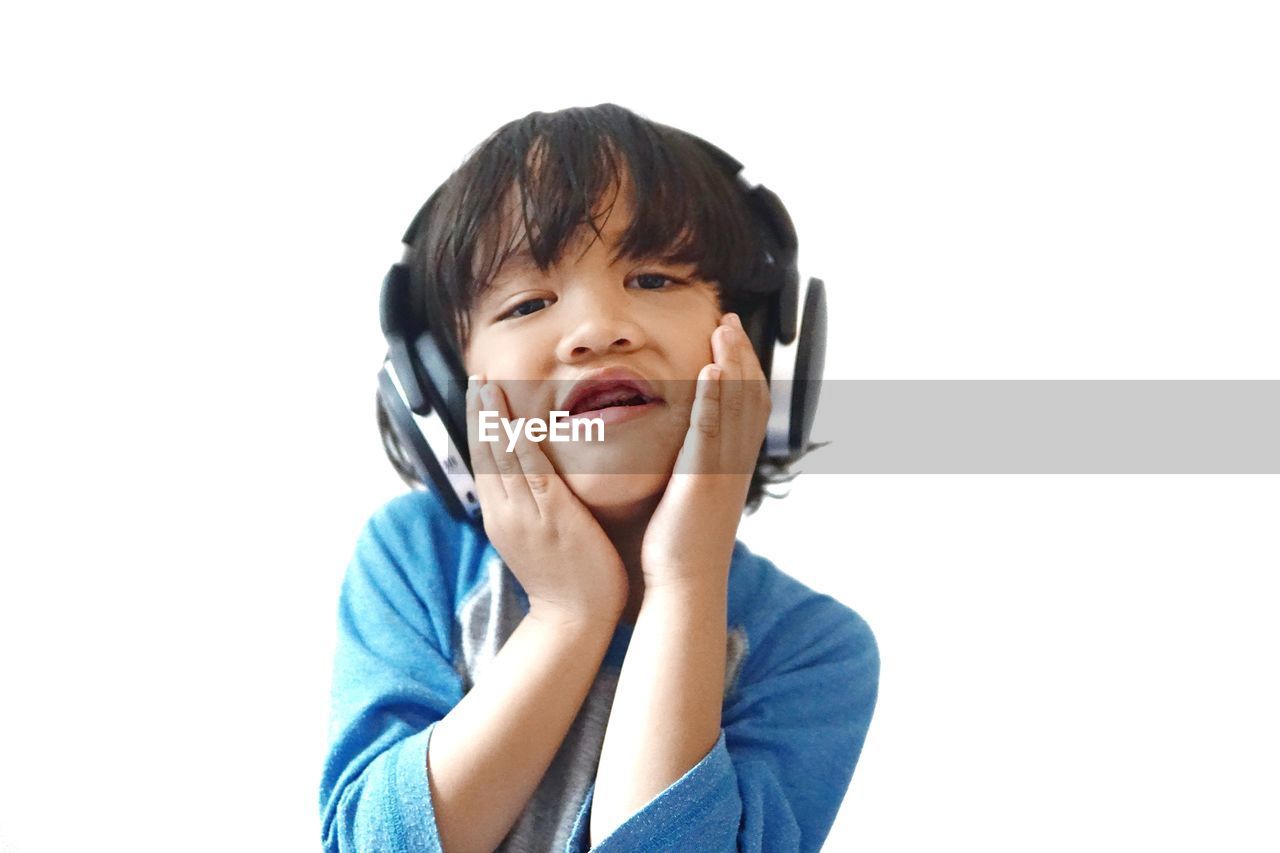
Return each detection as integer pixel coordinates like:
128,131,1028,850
377,134,828,524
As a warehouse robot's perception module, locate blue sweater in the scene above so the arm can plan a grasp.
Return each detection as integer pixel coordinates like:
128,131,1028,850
320,490,879,852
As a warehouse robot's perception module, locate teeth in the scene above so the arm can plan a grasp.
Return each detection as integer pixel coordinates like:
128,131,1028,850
573,386,645,414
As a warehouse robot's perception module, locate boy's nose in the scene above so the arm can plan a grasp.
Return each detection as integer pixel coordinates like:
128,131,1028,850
555,296,646,362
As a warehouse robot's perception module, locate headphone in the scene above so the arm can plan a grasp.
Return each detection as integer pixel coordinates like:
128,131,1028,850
377,134,828,524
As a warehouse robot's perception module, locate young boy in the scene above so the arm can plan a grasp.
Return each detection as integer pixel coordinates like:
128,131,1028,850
320,104,879,852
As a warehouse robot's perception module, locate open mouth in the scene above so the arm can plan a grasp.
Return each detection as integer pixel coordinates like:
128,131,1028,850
568,387,657,416
559,369,666,429
565,385,663,428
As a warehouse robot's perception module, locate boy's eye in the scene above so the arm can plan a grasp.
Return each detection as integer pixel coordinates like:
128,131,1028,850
497,273,688,320
500,298,552,320
630,273,685,290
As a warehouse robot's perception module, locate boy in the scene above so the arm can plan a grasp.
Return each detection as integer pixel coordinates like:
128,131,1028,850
321,104,879,852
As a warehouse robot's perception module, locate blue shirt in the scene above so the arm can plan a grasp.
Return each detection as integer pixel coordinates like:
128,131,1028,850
320,490,879,851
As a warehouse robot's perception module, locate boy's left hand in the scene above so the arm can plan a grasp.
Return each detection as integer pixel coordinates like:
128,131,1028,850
640,312,771,590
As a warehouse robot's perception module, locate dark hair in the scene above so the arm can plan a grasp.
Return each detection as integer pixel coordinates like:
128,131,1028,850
376,103,807,513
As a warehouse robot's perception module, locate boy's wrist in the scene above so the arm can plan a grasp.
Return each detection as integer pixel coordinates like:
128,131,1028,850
526,598,623,635
641,552,734,590
637,571,729,609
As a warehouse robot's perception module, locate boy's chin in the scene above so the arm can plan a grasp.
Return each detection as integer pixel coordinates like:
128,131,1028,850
559,471,669,521
542,430,682,517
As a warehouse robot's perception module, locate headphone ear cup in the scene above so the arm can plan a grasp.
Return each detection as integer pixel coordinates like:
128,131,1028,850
411,332,469,457
380,225,480,522
387,338,429,413
381,263,433,414
763,277,827,460
378,359,480,522
789,278,827,454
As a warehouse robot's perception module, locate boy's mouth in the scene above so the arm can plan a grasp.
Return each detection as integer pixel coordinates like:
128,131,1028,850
561,368,663,418
568,387,656,416
567,398,662,430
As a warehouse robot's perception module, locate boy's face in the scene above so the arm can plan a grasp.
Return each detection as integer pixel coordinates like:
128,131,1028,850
462,191,724,518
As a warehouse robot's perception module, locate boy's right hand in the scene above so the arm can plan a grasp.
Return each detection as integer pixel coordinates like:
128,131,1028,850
466,374,628,631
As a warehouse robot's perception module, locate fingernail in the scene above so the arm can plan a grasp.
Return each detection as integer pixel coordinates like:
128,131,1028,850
468,374,480,390
481,385,496,406
727,313,743,330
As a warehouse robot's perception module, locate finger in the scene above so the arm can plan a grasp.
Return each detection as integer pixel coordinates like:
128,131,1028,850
467,373,507,502
482,382,537,515
507,417,563,521
678,362,722,475
719,313,770,450
714,316,745,420
725,313,773,447
727,311,768,382
467,374,498,476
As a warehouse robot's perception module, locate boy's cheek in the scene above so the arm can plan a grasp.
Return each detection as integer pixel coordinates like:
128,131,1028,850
659,378,699,410
483,382,550,421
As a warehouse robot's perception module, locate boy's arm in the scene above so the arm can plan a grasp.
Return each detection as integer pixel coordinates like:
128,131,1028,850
427,609,616,853
320,500,617,853
581,589,880,852
589,577,727,842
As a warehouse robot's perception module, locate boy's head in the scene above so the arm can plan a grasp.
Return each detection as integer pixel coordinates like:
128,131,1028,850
378,103,802,514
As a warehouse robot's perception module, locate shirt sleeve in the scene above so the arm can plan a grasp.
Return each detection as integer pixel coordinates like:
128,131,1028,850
319,498,465,853
564,599,880,853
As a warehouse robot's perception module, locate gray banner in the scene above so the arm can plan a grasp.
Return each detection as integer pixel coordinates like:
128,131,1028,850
457,379,1280,474
805,380,1280,473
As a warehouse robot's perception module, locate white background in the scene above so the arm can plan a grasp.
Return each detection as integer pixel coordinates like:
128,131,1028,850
2,1,1277,851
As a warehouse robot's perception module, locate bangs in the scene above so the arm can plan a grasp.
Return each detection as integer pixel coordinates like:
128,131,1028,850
410,104,767,357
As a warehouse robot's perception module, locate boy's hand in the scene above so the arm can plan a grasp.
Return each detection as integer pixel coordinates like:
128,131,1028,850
467,375,629,630
640,313,771,590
